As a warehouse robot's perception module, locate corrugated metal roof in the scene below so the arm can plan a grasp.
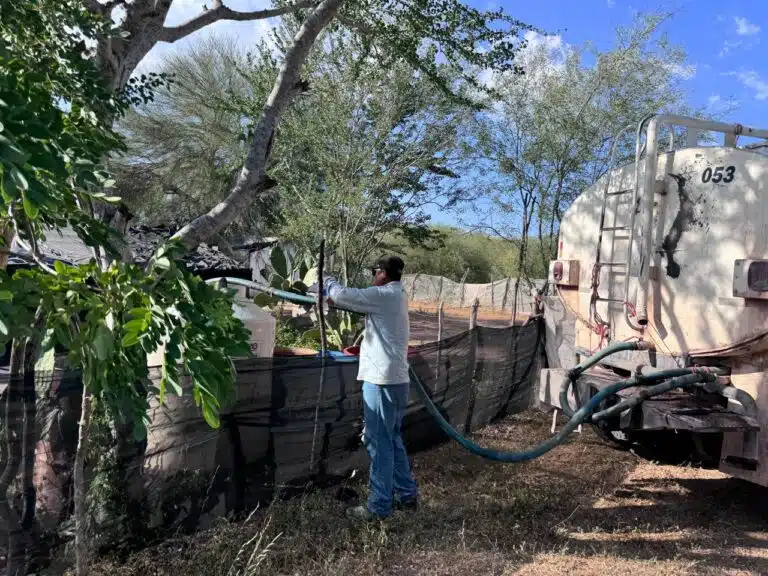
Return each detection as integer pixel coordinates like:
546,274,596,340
10,225,248,272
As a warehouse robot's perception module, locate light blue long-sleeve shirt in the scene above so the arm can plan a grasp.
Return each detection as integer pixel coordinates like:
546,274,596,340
324,278,410,385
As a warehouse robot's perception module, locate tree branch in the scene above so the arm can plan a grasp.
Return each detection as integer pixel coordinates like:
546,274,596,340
172,0,343,250
159,0,317,44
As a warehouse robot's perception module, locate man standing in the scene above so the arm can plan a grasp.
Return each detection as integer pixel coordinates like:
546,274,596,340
323,255,419,519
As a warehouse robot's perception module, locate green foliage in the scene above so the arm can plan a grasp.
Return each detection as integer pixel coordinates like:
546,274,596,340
85,402,151,554
278,310,363,352
275,319,321,350
466,11,701,276
340,0,533,104
113,37,280,238
0,241,250,433
386,226,552,282
0,1,248,435
323,310,364,351
0,0,120,249
117,28,473,286
253,244,316,308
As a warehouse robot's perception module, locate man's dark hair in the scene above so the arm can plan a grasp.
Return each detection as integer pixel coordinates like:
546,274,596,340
376,255,405,282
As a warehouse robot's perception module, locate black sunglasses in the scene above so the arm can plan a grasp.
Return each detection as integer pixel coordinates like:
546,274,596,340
371,267,383,276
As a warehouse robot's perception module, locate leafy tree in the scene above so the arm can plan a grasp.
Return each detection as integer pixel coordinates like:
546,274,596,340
270,26,470,285
83,0,533,253
465,12,704,315
118,29,470,284
0,3,250,573
2,0,534,572
113,37,281,241
385,226,553,283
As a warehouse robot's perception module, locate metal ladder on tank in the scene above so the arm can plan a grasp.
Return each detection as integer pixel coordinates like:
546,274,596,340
590,120,675,335
589,125,637,334
552,125,638,436
553,119,673,436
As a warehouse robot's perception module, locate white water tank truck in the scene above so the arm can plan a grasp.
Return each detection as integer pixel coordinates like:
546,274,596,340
540,114,768,486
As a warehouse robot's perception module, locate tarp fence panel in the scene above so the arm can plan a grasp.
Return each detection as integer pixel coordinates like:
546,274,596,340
0,314,545,544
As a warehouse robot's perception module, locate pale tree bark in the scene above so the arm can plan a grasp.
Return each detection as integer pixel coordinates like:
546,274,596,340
172,0,344,250
74,389,93,576
159,0,315,43
88,0,343,250
94,0,316,92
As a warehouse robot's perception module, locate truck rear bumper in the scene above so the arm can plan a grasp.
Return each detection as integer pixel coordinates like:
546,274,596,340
539,367,759,433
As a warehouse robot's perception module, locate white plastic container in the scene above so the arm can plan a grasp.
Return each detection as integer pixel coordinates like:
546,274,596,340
146,284,276,367
230,284,276,359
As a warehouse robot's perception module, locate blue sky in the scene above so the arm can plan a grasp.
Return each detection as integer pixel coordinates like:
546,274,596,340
137,0,768,229
503,0,767,127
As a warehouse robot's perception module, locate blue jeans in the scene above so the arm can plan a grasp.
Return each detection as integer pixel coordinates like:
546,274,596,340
362,381,419,517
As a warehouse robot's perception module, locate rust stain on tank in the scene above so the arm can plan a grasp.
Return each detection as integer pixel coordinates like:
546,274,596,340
659,172,710,279
660,174,692,278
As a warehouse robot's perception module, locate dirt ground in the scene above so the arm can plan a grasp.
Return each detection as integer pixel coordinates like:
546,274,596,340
94,409,768,576
408,301,527,323
408,302,526,344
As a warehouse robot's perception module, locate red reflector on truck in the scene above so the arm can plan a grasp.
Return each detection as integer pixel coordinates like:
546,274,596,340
553,261,563,282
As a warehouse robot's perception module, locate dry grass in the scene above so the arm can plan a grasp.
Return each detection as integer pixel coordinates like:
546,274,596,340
93,411,768,575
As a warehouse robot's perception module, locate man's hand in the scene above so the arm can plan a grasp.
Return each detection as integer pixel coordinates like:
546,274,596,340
323,277,338,307
323,276,338,292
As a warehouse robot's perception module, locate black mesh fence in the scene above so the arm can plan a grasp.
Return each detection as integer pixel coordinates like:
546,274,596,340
0,314,544,559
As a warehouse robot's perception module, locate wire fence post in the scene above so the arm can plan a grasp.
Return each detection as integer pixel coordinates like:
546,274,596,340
309,240,327,475
458,268,469,308
435,301,444,393
501,277,511,311
463,299,480,434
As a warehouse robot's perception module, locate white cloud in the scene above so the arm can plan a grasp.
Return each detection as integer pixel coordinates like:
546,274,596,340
522,30,564,52
606,0,615,7
708,94,721,105
663,62,697,80
727,70,768,100
718,39,743,58
477,68,495,90
734,16,760,36
477,31,566,92
519,30,567,66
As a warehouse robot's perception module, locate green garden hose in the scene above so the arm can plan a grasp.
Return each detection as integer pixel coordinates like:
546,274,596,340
559,341,650,418
408,367,715,462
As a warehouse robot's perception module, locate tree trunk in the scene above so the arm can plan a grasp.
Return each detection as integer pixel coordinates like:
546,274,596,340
1,341,26,576
341,242,349,286
172,0,343,251
16,312,46,574
512,197,535,325
0,223,11,271
74,390,93,576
